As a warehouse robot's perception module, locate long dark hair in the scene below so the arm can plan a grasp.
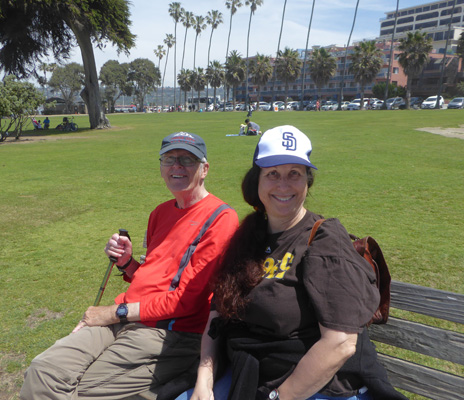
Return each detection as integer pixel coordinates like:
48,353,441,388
214,164,315,320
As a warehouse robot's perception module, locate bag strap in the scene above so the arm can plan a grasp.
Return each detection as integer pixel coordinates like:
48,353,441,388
307,218,326,246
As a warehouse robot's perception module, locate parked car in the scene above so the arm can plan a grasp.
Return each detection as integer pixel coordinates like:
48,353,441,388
372,100,384,110
346,99,368,110
272,101,285,110
305,100,318,111
218,102,234,111
447,97,464,109
257,101,271,111
421,96,444,109
409,97,423,108
340,101,350,110
385,97,404,110
321,101,338,111
287,101,301,110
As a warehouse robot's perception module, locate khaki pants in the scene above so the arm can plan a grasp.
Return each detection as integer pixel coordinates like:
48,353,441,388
20,322,201,400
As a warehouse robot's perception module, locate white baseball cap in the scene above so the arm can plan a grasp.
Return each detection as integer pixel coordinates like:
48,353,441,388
253,125,317,169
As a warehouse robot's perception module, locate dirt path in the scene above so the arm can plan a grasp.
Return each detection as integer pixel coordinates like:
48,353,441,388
416,125,464,139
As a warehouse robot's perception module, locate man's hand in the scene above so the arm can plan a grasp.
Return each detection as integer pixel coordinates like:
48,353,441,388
72,305,118,333
104,233,132,266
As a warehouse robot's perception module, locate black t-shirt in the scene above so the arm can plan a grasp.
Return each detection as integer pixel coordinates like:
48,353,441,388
243,211,380,341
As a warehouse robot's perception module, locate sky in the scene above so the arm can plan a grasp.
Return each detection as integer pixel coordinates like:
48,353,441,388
64,0,432,86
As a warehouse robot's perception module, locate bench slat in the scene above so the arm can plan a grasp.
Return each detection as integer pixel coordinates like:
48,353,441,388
369,317,464,365
391,281,464,324
377,354,464,400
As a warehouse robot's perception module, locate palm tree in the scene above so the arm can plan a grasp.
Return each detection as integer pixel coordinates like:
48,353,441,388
177,68,193,110
398,31,433,109
308,47,337,101
225,1,243,61
225,50,246,110
154,45,166,107
180,10,194,105
191,67,207,111
250,54,272,108
180,11,194,71
436,0,457,108
205,10,223,106
169,2,183,108
383,0,400,106
161,33,175,111
192,15,206,70
224,1,243,104
349,40,383,110
38,62,57,99
338,0,360,110
271,0,288,106
206,60,225,110
300,0,316,110
244,0,263,108
275,47,303,109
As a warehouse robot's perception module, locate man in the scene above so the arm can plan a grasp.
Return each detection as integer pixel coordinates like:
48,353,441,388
20,132,239,400
245,118,261,136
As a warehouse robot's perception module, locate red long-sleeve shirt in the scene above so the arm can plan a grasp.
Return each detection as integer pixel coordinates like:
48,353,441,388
115,194,238,333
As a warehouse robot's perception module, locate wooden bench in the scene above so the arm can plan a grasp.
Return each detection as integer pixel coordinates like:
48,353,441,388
368,280,464,399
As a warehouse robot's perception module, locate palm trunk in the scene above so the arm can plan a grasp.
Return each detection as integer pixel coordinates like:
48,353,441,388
180,28,188,106
206,29,214,109
300,0,316,110
338,0,360,110
383,0,399,106
173,24,177,108
245,11,253,108
271,0,288,106
162,50,170,112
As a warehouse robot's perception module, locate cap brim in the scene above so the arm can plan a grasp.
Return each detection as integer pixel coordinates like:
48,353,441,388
159,144,205,159
255,155,317,170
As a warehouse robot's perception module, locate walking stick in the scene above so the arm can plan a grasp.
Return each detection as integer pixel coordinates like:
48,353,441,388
94,229,130,306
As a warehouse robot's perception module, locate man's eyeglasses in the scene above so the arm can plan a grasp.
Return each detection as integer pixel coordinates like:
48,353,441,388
159,155,202,167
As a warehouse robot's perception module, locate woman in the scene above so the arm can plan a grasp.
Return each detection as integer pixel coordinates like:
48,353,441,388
179,125,406,400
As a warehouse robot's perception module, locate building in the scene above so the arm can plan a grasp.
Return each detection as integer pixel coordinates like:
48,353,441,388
379,0,464,54
237,41,408,103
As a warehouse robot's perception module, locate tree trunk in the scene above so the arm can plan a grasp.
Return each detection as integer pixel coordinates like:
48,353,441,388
67,19,109,129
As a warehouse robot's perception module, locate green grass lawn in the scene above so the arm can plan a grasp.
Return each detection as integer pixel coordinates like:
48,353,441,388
1,109,463,398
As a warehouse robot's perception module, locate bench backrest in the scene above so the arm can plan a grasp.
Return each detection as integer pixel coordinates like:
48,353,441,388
368,280,464,400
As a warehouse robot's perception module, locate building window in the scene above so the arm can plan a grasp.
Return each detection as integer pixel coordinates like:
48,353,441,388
435,31,444,40
381,20,396,28
393,67,399,74
416,11,439,21
397,25,414,32
415,21,438,29
398,16,414,24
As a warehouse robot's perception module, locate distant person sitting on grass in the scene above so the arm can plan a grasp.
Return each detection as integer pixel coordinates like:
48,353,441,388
43,117,50,129
20,132,239,400
245,118,261,136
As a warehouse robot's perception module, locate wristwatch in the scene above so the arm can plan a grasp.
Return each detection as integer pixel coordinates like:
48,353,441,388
116,303,129,324
268,389,280,400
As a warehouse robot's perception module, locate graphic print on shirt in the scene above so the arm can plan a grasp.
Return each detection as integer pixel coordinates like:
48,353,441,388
262,251,294,279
